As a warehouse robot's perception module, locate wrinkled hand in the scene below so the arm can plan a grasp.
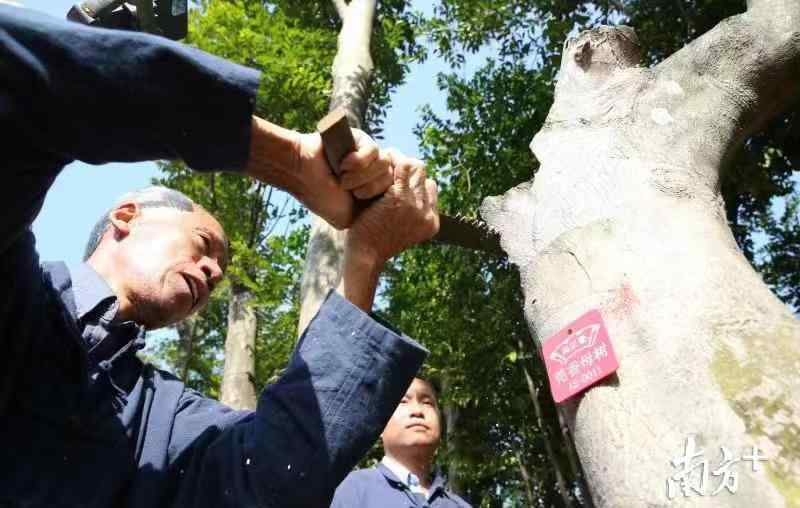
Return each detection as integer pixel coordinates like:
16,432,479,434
296,129,392,229
346,150,439,265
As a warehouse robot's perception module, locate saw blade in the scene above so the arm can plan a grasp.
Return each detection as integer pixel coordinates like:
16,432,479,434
433,213,503,255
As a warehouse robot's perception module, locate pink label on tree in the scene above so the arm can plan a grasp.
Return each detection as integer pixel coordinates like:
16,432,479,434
542,309,619,403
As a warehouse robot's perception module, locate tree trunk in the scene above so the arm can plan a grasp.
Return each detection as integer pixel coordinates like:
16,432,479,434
514,448,537,508
441,375,463,496
297,0,376,335
518,339,576,508
220,285,257,410
482,2,800,506
554,401,586,504
175,316,198,383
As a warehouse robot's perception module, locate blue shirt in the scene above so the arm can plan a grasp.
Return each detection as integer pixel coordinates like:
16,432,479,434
330,463,473,508
381,456,429,498
0,5,427,507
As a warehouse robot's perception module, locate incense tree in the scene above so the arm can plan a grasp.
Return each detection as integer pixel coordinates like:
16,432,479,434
480,1,800,505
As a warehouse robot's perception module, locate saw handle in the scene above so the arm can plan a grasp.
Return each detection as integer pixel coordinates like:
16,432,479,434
317,108,382,209
317,108,357,178
315,109,503,254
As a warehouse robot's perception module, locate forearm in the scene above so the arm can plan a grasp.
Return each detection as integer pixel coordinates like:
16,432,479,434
244,117,304,195
0,5,259,171
335,246,384,312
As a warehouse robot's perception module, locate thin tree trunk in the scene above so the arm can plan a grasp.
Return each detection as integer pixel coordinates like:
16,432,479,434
553,405,585,502
483,2,800,504
514,448,537,508
528,336,593,505
443,404,462,493
441,375,463,496
297,0,376,335
220,285,257,410
175,316,198,383
518,338,576,508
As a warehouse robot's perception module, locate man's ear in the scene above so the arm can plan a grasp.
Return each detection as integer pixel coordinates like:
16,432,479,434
109,201,140,239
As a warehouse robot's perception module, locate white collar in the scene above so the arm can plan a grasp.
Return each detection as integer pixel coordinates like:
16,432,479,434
381,455,414,487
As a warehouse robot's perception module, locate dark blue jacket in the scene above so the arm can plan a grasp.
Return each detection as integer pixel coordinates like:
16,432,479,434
330,464,472,508
0,6,427,507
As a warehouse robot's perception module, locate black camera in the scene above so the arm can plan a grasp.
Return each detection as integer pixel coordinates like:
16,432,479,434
67,0,187,40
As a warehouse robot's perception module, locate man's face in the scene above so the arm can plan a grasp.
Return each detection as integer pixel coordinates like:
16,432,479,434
382,378,441,454
112,206,227,329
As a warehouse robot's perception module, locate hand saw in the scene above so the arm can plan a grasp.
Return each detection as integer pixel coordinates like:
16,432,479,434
317,108,503,255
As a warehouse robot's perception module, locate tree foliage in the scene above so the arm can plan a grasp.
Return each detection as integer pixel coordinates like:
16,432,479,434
758,190,800,311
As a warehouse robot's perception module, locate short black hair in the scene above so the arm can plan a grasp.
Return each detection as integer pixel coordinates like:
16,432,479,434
413,371,441,402
83,186,195,260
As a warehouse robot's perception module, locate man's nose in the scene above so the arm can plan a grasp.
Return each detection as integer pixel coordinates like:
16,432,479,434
409,403,425,418
198,257,223,291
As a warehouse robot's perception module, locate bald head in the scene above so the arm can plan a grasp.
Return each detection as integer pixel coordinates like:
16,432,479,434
84,186,196,260
84,186,229,329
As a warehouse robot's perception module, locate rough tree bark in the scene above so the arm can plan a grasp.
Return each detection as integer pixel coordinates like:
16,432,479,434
220,285,257,410
481,1,800,506
297,0,376,335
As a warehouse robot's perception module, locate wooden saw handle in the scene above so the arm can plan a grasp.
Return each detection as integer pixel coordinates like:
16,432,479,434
315,107,504,255
317,107,356,178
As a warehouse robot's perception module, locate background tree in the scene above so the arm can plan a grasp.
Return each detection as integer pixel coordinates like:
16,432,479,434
758,194,800,310
295,0,424,335
154,0,333,403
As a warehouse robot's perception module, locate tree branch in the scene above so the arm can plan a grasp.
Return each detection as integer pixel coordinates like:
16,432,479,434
246,183,263,249
264,188,288,241
328,0,376,127
659,1,800,163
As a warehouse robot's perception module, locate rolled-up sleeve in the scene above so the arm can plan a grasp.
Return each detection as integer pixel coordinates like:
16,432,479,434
166,291,427,508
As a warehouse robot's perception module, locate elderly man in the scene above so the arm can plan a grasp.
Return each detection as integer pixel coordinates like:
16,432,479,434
0,4,438,508
331,377,473,508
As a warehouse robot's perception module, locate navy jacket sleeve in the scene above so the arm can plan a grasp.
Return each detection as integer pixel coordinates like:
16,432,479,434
0,5,258,412
0,5,259,169
163,292,428,508
0,4,260,254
